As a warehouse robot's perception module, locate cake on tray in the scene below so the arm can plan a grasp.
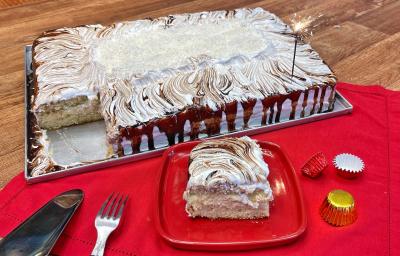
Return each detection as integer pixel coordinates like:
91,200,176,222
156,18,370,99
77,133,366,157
183,136,273,219
28,7,336,177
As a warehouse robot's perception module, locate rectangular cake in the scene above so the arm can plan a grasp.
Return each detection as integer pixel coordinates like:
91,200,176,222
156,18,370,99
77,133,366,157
96,8,336,156
183,136,273,219
29,7,336,177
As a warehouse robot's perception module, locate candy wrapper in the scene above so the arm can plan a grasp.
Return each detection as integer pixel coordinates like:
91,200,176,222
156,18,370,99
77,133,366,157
301,152,327,178
320,189,357,226
334,153,365,179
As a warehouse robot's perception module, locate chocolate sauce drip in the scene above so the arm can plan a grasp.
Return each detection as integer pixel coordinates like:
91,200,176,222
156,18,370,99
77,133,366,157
261,97,276,125
177,108,201,142
289,91,301,120
310,87,320,115
157,115,177,146
114,86,336,157
117,127,127,156
301,90,309,118
176,112,187,143
224,101,238,131
268,101,275,124
274,96,286,123
190,116,201,140
127,126,142,154
202,106,223,136
142,123,155,150
189,118,201,140
241,99,257,128
328,85,336,111
189,101,201,140
318,85,327,113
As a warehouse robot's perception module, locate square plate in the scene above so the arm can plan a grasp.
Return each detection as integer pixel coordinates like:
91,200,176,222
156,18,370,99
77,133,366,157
155,140,307,251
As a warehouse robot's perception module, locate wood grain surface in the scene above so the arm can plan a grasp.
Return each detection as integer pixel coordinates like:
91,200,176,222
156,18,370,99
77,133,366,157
0,0,399,187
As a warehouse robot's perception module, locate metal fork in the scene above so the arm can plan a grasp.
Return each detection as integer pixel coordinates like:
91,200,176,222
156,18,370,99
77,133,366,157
91,193,128,256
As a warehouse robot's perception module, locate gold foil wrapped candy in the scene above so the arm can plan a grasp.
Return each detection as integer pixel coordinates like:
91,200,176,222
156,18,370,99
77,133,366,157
320,189,357,226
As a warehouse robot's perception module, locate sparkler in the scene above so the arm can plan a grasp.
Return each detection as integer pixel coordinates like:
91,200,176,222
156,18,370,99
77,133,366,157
290,14,323,78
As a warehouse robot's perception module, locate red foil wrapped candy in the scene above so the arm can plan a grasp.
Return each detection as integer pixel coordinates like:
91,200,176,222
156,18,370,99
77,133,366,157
301,152,328,178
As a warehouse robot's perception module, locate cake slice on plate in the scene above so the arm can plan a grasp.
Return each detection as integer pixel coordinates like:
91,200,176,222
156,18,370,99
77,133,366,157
183,136,273,219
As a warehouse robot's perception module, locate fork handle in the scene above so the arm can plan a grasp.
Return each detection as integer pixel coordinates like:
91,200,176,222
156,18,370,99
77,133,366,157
91,231,112,256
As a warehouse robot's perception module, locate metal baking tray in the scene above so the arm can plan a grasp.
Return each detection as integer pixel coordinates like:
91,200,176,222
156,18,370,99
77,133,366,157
24,45,353,184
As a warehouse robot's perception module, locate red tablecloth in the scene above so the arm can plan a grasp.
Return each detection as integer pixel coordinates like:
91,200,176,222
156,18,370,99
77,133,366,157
0,83,399,256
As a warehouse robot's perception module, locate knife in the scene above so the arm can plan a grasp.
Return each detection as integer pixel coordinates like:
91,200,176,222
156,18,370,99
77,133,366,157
0,189,84,256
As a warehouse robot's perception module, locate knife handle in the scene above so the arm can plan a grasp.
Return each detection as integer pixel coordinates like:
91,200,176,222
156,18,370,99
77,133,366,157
0,189,83,256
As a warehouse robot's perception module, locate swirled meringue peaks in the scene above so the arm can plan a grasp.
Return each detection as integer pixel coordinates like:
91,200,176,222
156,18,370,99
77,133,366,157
183,136,274,219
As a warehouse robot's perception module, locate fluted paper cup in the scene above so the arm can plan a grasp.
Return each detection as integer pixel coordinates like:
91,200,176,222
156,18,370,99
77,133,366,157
334,153,364,179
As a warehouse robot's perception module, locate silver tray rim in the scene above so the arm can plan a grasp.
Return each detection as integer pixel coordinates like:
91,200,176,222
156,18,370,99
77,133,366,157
23,45,353,184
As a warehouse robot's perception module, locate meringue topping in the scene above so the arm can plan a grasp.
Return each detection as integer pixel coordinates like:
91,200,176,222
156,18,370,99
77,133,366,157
187,136,272,194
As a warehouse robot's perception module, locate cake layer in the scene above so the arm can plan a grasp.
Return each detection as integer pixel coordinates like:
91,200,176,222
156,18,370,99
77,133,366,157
34,96,102,130
184,190,270,219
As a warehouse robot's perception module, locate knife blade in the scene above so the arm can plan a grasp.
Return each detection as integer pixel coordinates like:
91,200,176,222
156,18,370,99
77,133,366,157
0,189,84,256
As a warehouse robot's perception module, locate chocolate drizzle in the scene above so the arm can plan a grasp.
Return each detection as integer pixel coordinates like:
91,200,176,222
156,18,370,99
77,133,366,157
128,126,142,153
261,96,276,125
318,86,327,113
224,101,238,132
143,123,155,150
289,91,301,120
300,90,309,118
328,84,336,111
274,96,287,123
310,87,320,115
113,84,334,155
157,115,177,146
202,106,223,136
241,99,257,128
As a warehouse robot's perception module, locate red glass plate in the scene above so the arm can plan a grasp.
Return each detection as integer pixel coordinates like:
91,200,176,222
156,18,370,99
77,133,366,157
155,140,307,251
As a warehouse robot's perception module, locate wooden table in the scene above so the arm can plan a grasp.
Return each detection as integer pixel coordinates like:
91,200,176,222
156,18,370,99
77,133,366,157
0,0,399,188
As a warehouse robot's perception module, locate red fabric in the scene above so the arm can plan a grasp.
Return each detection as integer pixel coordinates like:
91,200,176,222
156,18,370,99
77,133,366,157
0,83,399,256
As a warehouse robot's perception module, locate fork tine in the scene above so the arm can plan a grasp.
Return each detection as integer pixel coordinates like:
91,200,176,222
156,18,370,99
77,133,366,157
111,194,123,218
98,193,114,217
105,192,119,218
115,195,128,220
